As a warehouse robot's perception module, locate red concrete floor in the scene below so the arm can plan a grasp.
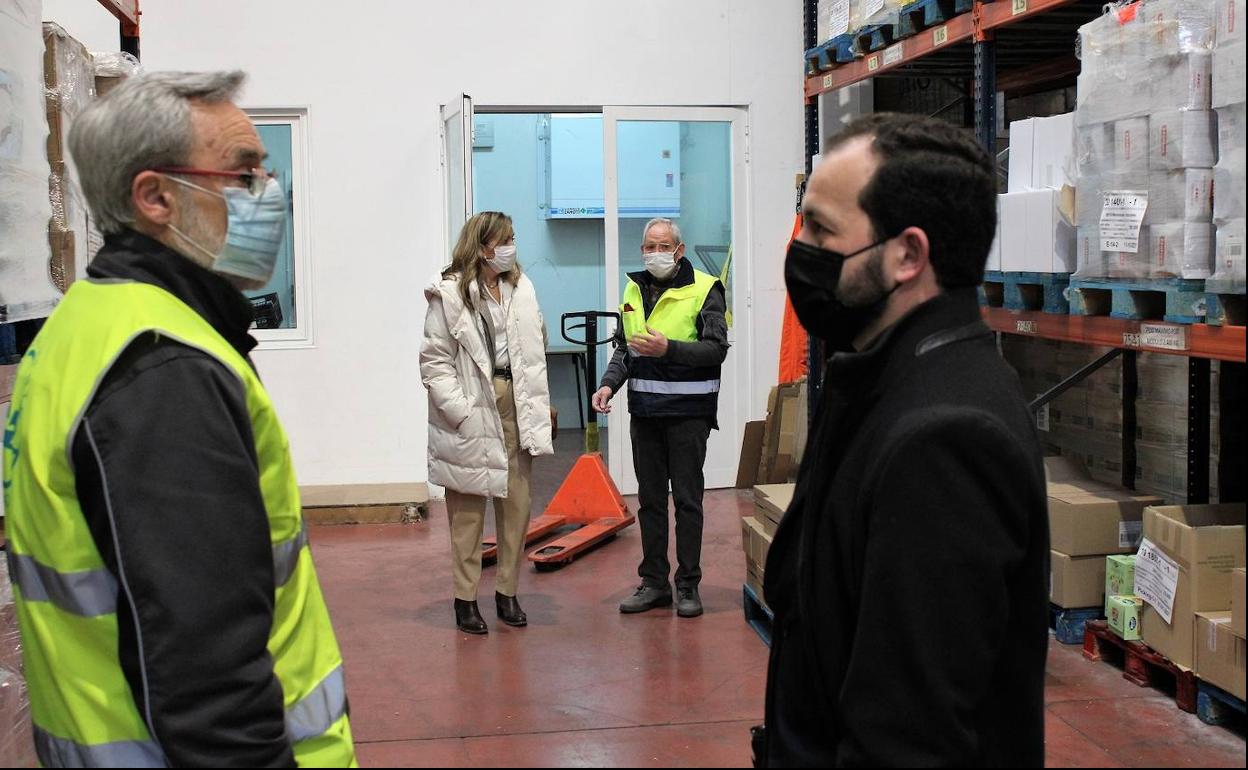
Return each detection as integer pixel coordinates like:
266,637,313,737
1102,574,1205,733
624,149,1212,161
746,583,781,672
307,440,1246,767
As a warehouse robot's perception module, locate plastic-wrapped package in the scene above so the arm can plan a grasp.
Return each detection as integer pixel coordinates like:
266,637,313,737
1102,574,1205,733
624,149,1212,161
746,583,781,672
1076,225,1107,278
817,0,854,44
1075,123,1114,178
1149,221,1214,278
0,0,57,322
91,50,141,98
1113,117,1150,173
1212,217,1246,286
1149,109,1218,168
1142,0,1216,55
1216,0,1246,45
43,23,98,289
1214,104,1246,223
1,558,36,767
1150,51,1212,112
856,0,900,29
1148,168,1215,222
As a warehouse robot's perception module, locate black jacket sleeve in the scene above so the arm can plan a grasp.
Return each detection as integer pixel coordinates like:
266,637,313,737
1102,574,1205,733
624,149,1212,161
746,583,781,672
834,409,1036,767
71,336,295,768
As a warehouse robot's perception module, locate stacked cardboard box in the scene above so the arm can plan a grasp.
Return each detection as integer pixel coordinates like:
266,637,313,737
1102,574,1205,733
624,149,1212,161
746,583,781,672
741,484,791,607
1074,0,1219,280
1046,457,1163,610
1000,113,1078,273
1138,503,1245,670
1105,555,1142,639
43,22,98,293
756,381,806,485
1196,563,1247,699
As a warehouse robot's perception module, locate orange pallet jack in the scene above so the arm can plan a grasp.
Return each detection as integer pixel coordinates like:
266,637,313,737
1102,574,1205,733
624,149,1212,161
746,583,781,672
481,311,634,571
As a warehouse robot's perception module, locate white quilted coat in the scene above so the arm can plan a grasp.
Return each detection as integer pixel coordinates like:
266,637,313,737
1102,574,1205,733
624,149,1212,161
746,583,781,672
420,271,553,498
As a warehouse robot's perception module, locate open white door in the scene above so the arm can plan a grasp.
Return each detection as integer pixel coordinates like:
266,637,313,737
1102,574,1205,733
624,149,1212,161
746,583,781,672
603,106,751,495
440,94,474,252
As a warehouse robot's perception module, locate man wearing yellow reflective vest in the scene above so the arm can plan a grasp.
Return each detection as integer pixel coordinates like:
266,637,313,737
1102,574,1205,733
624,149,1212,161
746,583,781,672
3,72,355,767
592,218,730,619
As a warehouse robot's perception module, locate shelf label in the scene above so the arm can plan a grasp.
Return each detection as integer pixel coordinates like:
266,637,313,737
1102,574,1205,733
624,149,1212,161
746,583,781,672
883,43,905,67
1036,403,1050,432
933,25,949,47
1100,190,1149,253
1122,331,1143,348
1140,323,1189,351
1016,320,1038,334
867,55,880,72
823,74,834,89
1012,0,1028,15
1135,538,1180,625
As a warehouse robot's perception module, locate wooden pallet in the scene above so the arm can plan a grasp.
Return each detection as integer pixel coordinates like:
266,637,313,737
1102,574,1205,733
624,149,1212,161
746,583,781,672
853,23,895,55
895,0,971,39
1082,620,1198,713
1203,278,1246,327
981,271,1071,314
1049,604,1101,645
1196,681,1247,727
743,583,773,648
1067,277,1207,324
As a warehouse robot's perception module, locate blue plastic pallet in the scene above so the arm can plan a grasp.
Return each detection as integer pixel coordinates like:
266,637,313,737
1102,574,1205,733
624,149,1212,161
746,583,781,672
1203,277,1246,327
1196,681,1246,727
1067,277,1207,324
826,32,857,63
895,0,969,39
743,583,773,648
981,271,1071,314
853,23,895,55
1049,604,1101,645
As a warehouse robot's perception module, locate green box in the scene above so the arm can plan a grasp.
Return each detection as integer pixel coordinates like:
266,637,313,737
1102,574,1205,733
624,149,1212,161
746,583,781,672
1105,554,1137,617
1107,595,1144,641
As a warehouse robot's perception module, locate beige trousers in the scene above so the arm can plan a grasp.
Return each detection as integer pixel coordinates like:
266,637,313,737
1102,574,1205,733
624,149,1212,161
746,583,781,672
446,376,533,601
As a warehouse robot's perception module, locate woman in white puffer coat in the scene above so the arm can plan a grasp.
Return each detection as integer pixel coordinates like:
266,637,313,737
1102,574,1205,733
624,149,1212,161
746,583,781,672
420,211,555,636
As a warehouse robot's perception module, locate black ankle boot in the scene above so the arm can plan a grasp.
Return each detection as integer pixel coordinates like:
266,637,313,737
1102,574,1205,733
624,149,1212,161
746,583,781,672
454,599,488,635
495,592,528,627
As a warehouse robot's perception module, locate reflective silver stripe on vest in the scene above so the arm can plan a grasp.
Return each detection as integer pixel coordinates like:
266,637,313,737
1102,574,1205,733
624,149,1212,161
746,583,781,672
34,725,165,768
6,551,117,618
629,378,721,395
287,665,348,742
272,521,309,588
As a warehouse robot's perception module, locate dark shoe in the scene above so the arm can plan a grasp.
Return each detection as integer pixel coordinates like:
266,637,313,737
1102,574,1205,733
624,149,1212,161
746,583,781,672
619,584,673,614
454,599,488,635
676,586,703,618
495,592,528,627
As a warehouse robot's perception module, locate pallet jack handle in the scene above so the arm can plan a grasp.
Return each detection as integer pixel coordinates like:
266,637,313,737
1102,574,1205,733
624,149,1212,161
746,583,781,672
561,311,620,454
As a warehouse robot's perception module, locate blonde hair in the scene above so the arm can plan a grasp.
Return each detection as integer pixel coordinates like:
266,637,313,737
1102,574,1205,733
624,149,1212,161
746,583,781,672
444,211,522,308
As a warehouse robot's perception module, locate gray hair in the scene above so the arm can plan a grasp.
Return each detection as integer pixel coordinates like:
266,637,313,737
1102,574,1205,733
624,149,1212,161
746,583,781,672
68,71,247,234
643,217,683,245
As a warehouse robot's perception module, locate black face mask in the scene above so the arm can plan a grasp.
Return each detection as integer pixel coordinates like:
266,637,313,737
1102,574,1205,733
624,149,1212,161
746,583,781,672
784,236,899,351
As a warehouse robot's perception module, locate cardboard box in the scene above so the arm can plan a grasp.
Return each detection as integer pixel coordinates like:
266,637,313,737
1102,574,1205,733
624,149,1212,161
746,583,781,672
1051,550,1107,609
753,483,793,539
1025,188,1077,273
1033,113,1075,190
1139,504,1246,670
1008,118,1036,193
1047,482,1162,557
1233,567,1246,639
1107,595,1144,640
1106,554,1137,615
1195,611,1247,700
741,515,772,568
999,192,1029,271
758,382,803,484
736,421,766,489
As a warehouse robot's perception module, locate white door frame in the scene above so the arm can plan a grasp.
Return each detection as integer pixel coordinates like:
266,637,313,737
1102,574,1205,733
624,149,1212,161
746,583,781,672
439,94,474,259
603,105,752,495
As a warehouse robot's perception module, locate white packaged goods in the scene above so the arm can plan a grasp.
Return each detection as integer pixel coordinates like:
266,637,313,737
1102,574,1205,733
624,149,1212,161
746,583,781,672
1216,0,1246,45
1114,118,1151,173
0,0,58,322
999,192,1028,272
1077,225,1107,278
1076,123,1115,178
1148,168,1215,222
1214,104,1246,223
1009,118,1036,193
1149,110,1218,168
1035,113,1077,189
1213,41,1247,106
1152,51,1212,112
999,190,1076,273
988,199,1003,272
1149,222,1214,278
1212,217,1246,284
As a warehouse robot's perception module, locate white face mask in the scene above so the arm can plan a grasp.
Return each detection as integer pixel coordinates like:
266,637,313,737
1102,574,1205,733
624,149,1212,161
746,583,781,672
644,250,679,280
485,244,517,274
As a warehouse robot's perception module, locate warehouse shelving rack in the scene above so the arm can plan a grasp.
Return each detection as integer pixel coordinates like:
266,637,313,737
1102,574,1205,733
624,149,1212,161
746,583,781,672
800,0,1246,504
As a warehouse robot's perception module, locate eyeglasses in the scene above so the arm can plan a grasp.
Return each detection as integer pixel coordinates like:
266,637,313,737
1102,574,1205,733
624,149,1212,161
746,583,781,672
152,167,276,197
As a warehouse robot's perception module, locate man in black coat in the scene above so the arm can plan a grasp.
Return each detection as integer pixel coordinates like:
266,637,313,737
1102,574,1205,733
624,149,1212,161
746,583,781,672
761,112,1049,767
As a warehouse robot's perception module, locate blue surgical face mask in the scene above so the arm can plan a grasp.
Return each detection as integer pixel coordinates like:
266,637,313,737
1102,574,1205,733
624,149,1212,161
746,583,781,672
166,175,288,284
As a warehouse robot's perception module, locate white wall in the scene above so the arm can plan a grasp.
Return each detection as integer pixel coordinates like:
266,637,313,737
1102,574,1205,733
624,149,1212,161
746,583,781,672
39,0,804,486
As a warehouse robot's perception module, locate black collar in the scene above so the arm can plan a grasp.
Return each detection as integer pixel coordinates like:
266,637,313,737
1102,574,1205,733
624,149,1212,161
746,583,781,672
87,229,259,358
825,287,986,393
